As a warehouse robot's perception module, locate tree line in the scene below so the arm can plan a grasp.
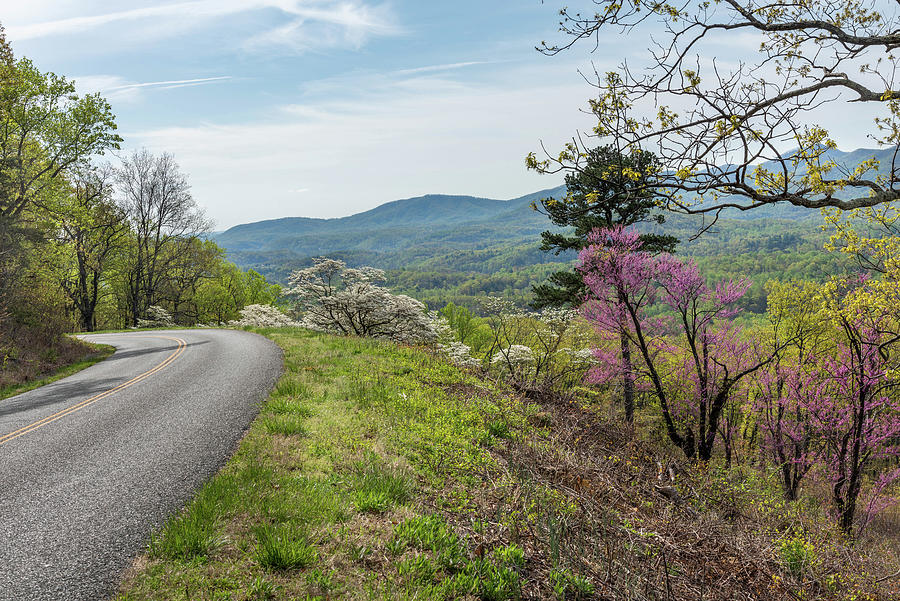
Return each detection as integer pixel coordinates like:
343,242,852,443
0,27,276,353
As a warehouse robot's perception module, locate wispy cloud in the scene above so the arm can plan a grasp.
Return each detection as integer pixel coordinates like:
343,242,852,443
8,0,401,53
393,61,493,76
124,59,596,228
241,2,401,53
75,74,232,102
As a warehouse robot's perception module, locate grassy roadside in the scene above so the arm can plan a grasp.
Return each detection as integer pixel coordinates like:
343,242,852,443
115,328,897,601
116,327,534,600
0,340,115,401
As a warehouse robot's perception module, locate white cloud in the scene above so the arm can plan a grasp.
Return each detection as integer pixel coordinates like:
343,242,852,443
124,61,596,229
6,0,401,53
73,74,232,102
393,62,493,76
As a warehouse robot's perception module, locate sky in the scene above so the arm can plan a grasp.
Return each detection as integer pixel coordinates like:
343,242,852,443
2,1,884,230
2,1,608,229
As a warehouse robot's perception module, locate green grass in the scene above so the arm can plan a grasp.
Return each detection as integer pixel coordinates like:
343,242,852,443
255,525,318,570
112,326,893,600
115,328,528,600
0,341,115,401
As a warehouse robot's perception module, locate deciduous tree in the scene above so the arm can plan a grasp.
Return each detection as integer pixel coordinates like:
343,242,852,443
117,149,210,325
534,1,900,222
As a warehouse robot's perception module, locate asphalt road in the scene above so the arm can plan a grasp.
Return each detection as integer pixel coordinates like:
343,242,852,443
0,329,282,601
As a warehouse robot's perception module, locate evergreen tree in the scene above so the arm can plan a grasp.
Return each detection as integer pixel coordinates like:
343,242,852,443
531,145,678,309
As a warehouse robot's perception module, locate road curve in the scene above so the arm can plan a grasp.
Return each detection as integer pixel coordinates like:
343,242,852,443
0,329,282,601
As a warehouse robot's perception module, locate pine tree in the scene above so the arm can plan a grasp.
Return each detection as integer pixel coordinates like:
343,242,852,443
531,145,677,309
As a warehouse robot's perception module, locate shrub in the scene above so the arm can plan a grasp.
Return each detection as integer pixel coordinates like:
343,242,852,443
229,304,298,328
137,305,175,328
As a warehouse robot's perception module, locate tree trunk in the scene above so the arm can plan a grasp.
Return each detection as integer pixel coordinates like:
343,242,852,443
619,331,635,424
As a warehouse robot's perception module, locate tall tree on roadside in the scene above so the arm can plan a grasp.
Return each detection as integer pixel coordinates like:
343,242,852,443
0,24,119,332
53,165,128,331
530,146,677,422
0,49,120,221
117,150,210,326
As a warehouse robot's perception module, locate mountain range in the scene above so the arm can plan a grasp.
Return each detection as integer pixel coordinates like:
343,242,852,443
215,148,888,290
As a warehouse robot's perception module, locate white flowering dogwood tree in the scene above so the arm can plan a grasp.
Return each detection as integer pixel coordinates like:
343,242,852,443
136,305,175,328
228,304,298,328
284,258,436,344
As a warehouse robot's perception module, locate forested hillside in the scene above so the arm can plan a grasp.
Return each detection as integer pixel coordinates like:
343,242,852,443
216,175,858,311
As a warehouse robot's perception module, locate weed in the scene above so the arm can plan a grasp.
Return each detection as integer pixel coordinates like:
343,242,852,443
469,560,522,601
255,524,318,570
549,568,595,600
266,396,313,416
148,494,220,561
305,568,336,594
397,555,438,585
493,544,526,569
348,543,373,562
352,455,413,513
487,419,512,440
262,414,308,436
275,378,308,398
778,533,817,578
248,575,279,600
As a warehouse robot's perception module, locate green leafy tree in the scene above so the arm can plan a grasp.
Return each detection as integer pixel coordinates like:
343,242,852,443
0,25,119,338
52,165,127,331
0,55,120,221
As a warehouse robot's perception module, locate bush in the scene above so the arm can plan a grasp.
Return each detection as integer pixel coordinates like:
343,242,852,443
228,304,298,328
285,258,436,344
137,305,175,328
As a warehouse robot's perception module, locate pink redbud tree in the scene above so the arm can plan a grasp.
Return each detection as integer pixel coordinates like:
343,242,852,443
805,311,900,535
579,226,779,462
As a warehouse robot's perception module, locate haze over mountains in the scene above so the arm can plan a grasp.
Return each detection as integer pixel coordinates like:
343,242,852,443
215,148,889,284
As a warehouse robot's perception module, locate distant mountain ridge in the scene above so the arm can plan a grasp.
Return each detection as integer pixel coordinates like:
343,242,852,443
218,187,565,250
216,148,889,282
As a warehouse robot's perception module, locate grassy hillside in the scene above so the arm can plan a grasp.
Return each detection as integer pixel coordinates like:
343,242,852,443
115,328,898,600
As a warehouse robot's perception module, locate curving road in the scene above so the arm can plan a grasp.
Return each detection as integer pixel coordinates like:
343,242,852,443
0,329,282,601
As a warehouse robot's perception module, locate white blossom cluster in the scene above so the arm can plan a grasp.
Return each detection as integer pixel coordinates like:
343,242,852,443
538,308,579,328
284,258,436,344
556,347,598,366
137,305,175,328
491,345,536,370
439,341,480,368
228,304,298,328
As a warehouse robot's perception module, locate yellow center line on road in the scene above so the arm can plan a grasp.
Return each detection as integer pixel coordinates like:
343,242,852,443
0,336,187,447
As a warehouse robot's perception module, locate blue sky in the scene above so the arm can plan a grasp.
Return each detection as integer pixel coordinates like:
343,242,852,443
4,1,881,229
4,1,605,229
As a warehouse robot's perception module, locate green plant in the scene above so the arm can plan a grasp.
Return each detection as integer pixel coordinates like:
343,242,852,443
262,414,308,436
549,568,595,600
348,543,372,562
778,533,817,578
474,560,522,601
492,544,526,569
248,575,279,600
487,420,511,440
148,496,220,561
255,524,318,570
266,397,313,416
305,568,336,594
397,555,438,585
351,455,413,513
